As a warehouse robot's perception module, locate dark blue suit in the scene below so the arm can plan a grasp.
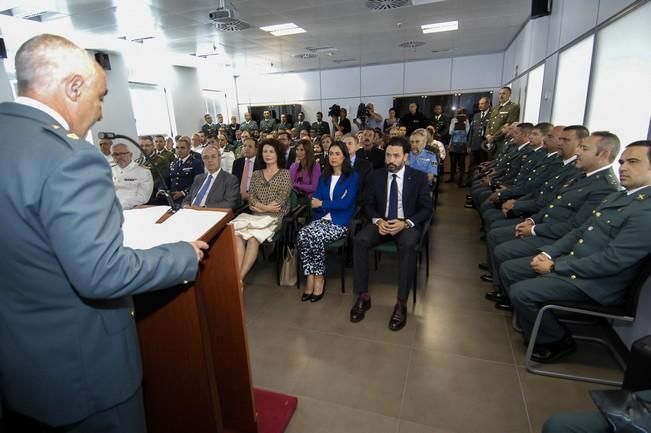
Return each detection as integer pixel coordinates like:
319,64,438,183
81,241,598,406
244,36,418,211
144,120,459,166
0,102,198,429
354,166,432,299
170,152,204,203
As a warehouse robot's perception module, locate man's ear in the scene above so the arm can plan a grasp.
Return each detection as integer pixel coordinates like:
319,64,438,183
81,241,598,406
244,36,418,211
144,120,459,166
64,74,85,101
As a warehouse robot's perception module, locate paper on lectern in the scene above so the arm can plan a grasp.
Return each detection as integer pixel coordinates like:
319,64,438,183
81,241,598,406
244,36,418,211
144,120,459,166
122,207,227,250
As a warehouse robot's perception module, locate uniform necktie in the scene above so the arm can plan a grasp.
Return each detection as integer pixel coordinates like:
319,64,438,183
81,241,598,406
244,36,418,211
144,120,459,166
240,158,252,195
387,174,398,220
193,174,213,207
481,112,486,120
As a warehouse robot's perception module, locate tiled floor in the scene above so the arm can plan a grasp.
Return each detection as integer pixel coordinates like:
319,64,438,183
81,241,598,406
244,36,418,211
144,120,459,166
242,184,620,433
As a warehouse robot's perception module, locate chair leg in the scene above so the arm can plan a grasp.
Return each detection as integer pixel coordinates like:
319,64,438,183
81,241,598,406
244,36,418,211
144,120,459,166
374,251,378,270
296,246,301,289
340,247,345,293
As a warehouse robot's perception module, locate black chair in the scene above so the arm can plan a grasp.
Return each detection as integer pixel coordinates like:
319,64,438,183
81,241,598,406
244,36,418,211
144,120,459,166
321,207,364,293
524,254,651,386
372,215,432,305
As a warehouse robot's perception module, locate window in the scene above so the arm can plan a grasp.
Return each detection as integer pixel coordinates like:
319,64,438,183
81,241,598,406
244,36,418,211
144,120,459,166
128,83,174,136
586,1,651,154
202,90,227,120
523,63,545,124
552,36,594,126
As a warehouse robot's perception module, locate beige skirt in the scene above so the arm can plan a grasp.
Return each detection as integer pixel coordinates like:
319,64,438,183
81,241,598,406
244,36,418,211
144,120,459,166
230,213,280,243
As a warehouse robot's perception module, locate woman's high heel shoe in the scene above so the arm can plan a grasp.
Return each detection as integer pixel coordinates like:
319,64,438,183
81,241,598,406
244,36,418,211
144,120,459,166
301,292,313,302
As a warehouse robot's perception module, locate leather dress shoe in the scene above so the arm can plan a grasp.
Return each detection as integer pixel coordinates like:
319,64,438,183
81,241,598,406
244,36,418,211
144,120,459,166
388,303,407,331
350,297,371,323
480,273,493,283
478,262,489,271
485,290,506,302
310,290,325,303
531,335,578,363
495,301,513,311
464,203,474,209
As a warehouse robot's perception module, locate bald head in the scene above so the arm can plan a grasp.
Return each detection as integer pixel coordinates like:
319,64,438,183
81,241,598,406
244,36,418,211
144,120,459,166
15,34,107,137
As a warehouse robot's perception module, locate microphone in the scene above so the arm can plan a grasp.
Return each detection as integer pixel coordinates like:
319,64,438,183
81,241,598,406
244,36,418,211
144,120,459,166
99,132,179,212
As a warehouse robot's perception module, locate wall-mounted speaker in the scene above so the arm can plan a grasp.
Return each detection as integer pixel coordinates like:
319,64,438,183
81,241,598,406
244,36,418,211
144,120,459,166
94,52,111,70
0,38,7,59
531,0,552,18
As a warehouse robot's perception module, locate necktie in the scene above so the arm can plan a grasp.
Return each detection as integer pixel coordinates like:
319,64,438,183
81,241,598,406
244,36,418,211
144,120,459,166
193,174,213,207
481,112,485,120
240,158,252,195
387,174,398,220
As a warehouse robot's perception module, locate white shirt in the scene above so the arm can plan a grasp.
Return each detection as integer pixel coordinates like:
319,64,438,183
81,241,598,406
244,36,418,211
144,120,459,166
563,155,577,165
627,184,651,196
112,162,153,210
385,166,405,219
14,96,69,130
323,175,340,221
194,169,220,207
220,149,235,174
546,151,559,158
586,164,612,177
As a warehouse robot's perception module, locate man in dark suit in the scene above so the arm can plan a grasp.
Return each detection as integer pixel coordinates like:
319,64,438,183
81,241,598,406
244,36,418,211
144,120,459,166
278,131,296,167
0,34,207,433
343,133,372,203
430,104,450,144
351,137,433,331
465,97,491,185
232,137,264,201
400,102,429,136
183,145,240,209
502,141,651,362
356,128,385,169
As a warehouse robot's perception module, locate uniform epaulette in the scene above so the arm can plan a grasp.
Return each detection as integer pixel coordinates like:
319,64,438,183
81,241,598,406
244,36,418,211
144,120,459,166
41,124,77,150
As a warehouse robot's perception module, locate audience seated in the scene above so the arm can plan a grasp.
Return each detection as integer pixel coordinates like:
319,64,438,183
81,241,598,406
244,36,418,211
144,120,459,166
182,145,240,209
229,115,240,139
217,134,235,173
294,111,311,132
313,141,326,169
259,110,277,134
98,137,114,165
407,128,438,184
400,103,429,136
138,135,173,205
191,132,204,155
289,139,321,199
231,139,292,282
425,125,446,161
485,131,620,310
277,131,296,166
351,137,432,331
297,141,359,302
233,138,264,201
356,128,385,169
164,136,204,205
240,111,259,133
277,113,292,131
383,107,399,134
332,107,351,135
311,111,330,136
201,113,217,136
500,141,651,363
110,142,153,210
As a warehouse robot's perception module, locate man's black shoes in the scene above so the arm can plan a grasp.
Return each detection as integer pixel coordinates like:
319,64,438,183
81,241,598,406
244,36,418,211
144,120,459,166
350,296,371,323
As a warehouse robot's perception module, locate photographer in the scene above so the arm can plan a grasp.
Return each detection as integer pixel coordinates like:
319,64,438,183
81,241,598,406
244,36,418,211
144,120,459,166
354,103,383,130
332,107,351,134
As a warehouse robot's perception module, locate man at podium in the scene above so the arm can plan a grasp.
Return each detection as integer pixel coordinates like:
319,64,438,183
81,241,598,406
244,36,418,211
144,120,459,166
0,35,207,433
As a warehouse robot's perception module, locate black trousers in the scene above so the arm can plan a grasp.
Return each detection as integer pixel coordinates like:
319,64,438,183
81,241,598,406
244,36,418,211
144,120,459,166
448,152,466,183
467,150,487,182
1,388,146,433
353,223,420,301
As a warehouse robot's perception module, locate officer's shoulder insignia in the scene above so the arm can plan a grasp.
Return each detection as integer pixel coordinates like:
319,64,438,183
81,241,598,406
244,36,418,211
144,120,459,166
67,132,79,140
51,124,60,130
638,193,647,201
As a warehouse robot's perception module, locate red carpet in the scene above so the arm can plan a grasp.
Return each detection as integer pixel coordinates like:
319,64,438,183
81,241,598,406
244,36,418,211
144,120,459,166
226,388,298,433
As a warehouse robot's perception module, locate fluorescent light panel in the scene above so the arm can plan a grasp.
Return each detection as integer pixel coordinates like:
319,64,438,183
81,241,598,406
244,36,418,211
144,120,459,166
421,20,458,34
260,22,306,36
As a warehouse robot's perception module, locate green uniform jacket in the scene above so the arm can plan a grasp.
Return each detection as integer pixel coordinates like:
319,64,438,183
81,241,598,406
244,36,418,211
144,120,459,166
512,160,579,217
532,167,619,239
500,152,562,200
486,100,520,144
540,186,651,305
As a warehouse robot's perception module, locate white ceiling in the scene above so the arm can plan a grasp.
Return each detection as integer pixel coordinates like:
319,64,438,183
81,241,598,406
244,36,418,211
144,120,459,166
2,0,530,72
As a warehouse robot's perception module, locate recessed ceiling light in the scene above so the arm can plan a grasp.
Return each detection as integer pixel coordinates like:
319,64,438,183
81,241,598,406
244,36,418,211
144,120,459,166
399,41,425,48
293,53,318,59
260,22,306,36
421,20,458,34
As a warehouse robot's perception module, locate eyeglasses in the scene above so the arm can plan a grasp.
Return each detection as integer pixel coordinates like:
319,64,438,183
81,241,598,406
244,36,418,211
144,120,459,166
111,152,130,157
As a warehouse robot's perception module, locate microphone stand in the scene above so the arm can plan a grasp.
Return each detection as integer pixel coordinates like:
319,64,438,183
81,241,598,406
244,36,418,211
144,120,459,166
98,132,179,213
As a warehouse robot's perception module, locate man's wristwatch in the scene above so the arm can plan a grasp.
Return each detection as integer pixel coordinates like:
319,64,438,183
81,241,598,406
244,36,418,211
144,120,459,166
405,220,414,229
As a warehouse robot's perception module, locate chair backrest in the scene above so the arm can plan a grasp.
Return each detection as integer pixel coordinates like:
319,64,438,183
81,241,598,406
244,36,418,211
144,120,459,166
624,254,651,317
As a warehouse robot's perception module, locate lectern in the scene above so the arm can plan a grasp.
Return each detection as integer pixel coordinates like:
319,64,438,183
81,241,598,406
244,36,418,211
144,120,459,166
134,209,258,433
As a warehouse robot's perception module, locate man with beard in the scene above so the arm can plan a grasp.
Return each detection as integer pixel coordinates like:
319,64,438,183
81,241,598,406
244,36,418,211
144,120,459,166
351,137,432,331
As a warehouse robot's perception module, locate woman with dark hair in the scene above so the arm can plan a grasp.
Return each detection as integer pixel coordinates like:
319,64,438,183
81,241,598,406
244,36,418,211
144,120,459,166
231,138,292,282
289,139,321,198
447,108,470,185
313,141,325,166
297,141,359,302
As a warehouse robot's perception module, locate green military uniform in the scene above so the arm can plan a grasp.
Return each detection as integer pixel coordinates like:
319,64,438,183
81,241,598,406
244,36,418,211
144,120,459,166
486,100,520,157
488,167,620,285
294,120,311,132
259,118,277,134
137,149,175,204
505,185,651,343
239,119,258,133
201,123,217,136
311,120,330,136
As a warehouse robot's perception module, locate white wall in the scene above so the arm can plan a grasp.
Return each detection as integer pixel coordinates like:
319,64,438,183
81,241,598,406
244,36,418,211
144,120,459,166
0,61,14,102
170,66,206,135
235,53,504,123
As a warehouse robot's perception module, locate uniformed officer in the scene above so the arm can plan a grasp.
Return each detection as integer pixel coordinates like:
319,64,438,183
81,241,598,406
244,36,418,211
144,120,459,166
0,34,207,433
259,110,277,133
407,128,438,183
294,111,311,132
239,111,259,133
502,141,651,362
465,96,491,185
485,86,520,157
166,135,205,204
201,113,218,136
110,142,153,209
484,132,621,299
311,111,330,136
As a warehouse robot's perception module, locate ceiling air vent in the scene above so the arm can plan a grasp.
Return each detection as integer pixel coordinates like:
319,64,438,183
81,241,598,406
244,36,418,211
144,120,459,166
293,53,318,59
365,0,410,11
399,41,425,48
332,58,357,64
216,18,251,32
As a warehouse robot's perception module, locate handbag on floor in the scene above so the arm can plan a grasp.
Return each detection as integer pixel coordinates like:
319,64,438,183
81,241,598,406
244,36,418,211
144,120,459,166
279,246,297,287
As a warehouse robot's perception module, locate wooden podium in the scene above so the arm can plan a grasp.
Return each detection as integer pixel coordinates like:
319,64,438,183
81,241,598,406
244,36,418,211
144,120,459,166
134,209,258,433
